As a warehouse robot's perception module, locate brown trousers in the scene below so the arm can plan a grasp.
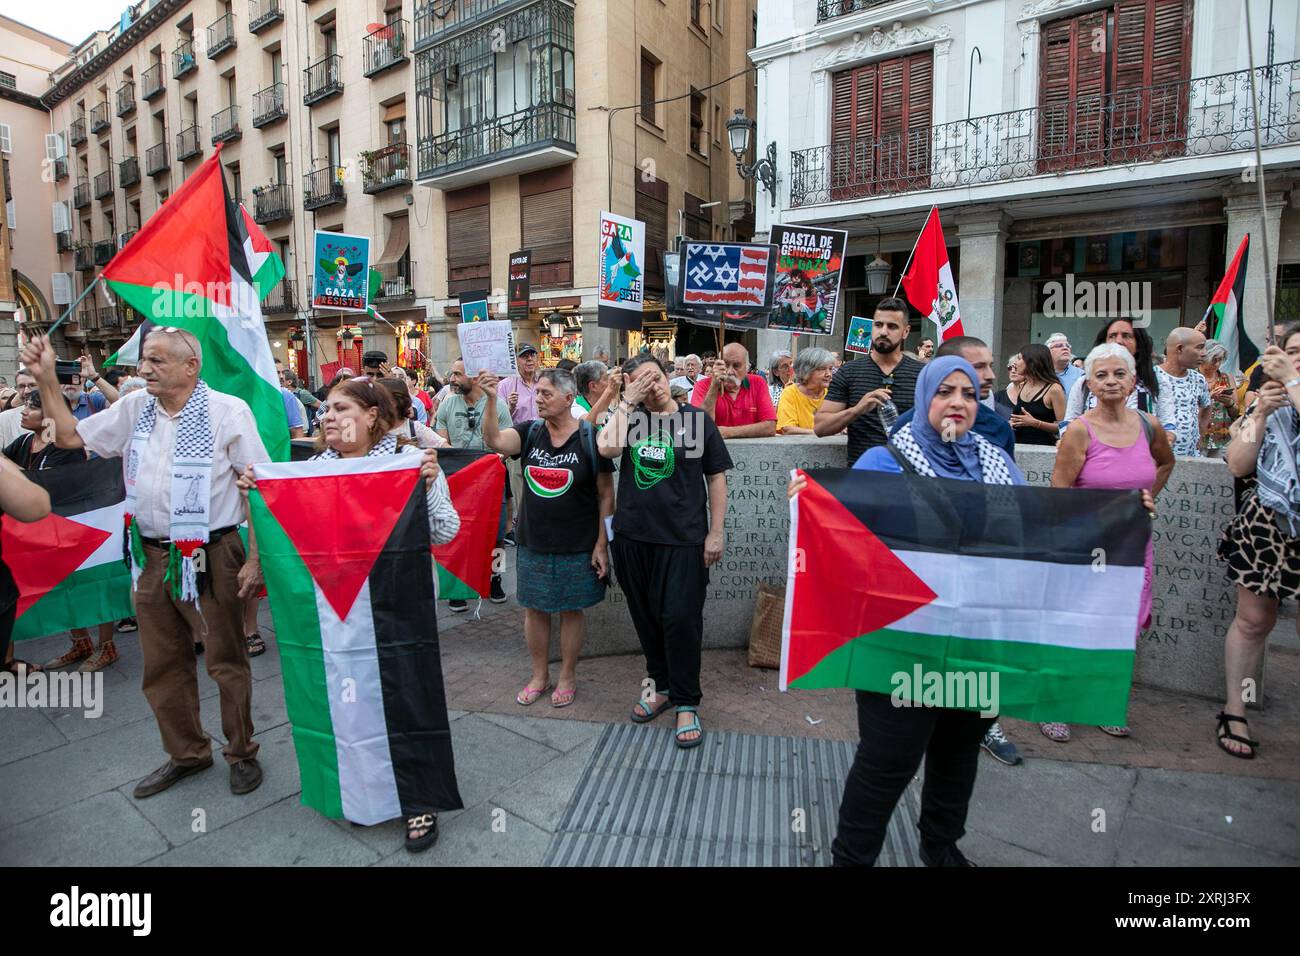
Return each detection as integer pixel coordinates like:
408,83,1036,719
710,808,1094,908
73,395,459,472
134,532,258,766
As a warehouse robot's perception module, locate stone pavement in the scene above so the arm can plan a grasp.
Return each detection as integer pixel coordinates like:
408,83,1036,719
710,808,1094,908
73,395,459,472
2,573,1298,866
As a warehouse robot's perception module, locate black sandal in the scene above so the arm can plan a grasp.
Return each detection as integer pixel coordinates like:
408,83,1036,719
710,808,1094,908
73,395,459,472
246,633,266,658
1215,712,1258,760
630,696,672,723
406,813,439,853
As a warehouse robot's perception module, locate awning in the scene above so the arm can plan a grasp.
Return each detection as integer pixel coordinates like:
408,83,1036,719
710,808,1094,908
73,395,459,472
378,216,409,265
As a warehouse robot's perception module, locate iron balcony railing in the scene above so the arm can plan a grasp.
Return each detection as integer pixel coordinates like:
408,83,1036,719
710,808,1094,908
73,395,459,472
212,105,242,143
176,124,202,161
146,142,169,175
142,63,165,99
56,230,74,253
364,20,408,77
263,278,296,313
77,306,98,330
790,59,1300,208
93,239,116,266
97,306,123,329
69,117,87,146
303,165,346,209
119,229,137,248
54,157,68,181
93,169,113,199
815,0,895,22
208,12,237,58
253,183,293,223
414,0,520,48
74,243,94,270
418,102,575,180
252,82,287,127
119,155,140,188
372,260,415,300
73,179,91,208
303,54,343,105
249,0,283,33
362,142,411,192
89,101,110,133
174,39,197,78
116,81,136,116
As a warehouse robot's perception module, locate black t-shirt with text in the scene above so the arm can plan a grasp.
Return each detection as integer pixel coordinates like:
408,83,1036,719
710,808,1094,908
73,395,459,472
825,353,923,464
613,402,733,547
512,420,613,553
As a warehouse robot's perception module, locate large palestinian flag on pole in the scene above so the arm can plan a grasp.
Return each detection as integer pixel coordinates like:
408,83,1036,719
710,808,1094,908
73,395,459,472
2,458,134,641
434,449,505,601
781,469,1147,725
101,146,289,461
250,455,463,824
1203,234,1260,378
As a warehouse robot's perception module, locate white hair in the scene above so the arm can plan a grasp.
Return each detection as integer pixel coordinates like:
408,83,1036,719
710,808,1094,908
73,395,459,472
1044,332,1071,348
1083,343,1136,379
119,376,148,395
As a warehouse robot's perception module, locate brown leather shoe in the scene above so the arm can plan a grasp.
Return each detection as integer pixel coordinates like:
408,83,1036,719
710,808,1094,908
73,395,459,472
230,758,263,795
132,757,214,799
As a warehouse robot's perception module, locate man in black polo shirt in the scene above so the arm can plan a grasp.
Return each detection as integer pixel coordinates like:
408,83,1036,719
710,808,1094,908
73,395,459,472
815,297,923,464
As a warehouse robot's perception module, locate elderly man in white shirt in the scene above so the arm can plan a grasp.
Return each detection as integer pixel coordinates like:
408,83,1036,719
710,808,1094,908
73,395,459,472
21,329,270,801
0,369,37,448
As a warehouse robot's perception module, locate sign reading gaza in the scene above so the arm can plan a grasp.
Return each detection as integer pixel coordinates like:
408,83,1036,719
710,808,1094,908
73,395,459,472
312,230,372,312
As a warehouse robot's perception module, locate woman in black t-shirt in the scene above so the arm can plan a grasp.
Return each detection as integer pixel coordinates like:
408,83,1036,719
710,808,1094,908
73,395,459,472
2,392,88,471
597,355,733,751
1009,343,1065,445
480,367,615,710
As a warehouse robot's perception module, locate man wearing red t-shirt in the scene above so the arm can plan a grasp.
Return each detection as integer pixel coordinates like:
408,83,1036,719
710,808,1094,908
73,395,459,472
691,342,777,438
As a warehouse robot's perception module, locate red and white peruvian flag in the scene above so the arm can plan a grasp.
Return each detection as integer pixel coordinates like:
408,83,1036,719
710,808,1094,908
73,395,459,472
901,206,964,341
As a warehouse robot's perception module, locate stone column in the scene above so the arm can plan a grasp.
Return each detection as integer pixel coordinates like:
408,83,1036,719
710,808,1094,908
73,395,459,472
954,209,1012,359
1223,183,1289,347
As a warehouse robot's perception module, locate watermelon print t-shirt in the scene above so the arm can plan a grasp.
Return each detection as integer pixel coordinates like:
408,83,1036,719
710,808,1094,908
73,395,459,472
511,420,614,553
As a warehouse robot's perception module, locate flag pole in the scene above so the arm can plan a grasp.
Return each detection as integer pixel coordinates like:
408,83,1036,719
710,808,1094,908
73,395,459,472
891,208,932,299
1244,0,1277,345
45,274,101,337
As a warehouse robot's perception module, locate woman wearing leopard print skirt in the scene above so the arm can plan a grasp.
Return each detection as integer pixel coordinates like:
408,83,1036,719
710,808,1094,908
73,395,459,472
1216,327,1300,759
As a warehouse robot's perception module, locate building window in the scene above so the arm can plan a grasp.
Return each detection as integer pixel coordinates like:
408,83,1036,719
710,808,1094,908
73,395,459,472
634,173,668,294
830,51,933,196
689,90,706,154
684,193,711,241
227,162,241,202
0,72,15,90
520,166,573,290
446,184,490,295
640,50,659,125
691,0,702,26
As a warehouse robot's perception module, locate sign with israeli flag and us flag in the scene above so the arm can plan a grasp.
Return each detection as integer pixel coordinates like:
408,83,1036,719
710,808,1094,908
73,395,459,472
678,241,777,310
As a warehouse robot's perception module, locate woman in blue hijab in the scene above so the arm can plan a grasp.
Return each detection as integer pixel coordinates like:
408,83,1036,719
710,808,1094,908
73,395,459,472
789,353,1026,866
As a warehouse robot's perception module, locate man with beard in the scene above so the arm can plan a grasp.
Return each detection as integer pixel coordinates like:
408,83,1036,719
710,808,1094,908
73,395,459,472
815,297,923,464
692,343,776,439
435,359,513,609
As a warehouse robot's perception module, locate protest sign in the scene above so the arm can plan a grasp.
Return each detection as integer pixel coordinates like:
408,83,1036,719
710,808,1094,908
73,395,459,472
508,250,532,321
678,241,776,310
597,211,645,330
313,231,372,312
458,289,491,323
845,316,872,354
768,225,847,335
457,319,518,375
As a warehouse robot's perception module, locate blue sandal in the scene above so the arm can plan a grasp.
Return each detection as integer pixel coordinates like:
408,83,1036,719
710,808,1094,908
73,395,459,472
674,706,703,749
631,695,672,723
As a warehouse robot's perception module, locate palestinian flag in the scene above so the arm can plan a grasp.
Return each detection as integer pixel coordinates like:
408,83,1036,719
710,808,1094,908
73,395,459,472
101,146,289,461
2,458,134,642
781,469,1148,725
250,455,463,824
238,203,286,299
104,317,153,367
1204,234,1259,378
434,449,505,601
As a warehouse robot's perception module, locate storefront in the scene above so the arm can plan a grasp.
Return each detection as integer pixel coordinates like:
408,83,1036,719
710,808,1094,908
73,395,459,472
537,308,583,366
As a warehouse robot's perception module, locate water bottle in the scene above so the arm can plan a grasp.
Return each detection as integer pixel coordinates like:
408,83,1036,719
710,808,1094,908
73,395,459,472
877,398,899,435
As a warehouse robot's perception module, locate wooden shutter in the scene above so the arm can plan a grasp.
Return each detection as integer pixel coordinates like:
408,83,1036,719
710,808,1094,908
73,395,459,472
831,62,877,198
640,54,656,124
635,175,668,294
447,203,490,293
830,52,929,196
1038,9,1107,171
521,188,572,289
1111,0,1191,159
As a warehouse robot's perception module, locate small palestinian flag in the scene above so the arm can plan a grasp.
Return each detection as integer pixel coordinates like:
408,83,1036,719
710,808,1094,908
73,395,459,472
2,458,134,642
237,202,286,299
250,455,463,824
781,470,1147,725
434,449,505,601
1204,234,1259,378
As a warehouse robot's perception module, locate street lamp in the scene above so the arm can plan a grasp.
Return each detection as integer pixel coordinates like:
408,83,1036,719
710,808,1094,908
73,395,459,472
726,108,777,208
865,226,892,295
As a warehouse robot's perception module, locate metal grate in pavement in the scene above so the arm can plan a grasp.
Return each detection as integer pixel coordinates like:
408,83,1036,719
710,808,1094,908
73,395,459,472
543,723,923,867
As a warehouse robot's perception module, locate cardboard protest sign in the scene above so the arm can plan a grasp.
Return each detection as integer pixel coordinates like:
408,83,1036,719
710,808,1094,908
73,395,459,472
457,320,517,376
597,211,645,330
678,241,776,310
845,316,872,354
313,231,372,312
665,248,771,330
768,225,847,335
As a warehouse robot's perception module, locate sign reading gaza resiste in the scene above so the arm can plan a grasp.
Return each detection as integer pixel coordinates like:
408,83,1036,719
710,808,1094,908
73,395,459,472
312,229,372,312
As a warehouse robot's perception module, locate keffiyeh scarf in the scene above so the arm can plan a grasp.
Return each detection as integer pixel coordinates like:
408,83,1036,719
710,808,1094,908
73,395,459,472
1257,406,1300,537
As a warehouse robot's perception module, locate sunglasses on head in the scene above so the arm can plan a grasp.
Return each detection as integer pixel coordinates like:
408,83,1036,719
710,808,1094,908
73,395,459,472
151,327,197,359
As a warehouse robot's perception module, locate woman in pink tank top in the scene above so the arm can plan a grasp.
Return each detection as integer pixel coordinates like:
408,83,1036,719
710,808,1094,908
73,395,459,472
1048,344,1175,743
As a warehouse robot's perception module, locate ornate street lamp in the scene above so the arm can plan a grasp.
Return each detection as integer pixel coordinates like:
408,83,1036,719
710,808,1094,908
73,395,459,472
726,108,777,208
865,226,892,295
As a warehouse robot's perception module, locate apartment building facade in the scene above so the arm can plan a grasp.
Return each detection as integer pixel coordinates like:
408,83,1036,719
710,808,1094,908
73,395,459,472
751,0,1300,366
34,0,757,381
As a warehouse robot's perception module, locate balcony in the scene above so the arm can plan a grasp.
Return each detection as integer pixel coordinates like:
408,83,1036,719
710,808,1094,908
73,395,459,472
176,124,202,161
142,63,165,100
93,169,113,199
119,155,140,188
362,142,411,192
74,243,94,271
253,182,293,223
97,306,123,330
73,179,91,208
146,142,169,176
69,117,87,146
303,165,346,210
174,40,197,79
373,260,415,301
89,101,110,133
252,82,287,127
815,0,895,22
249,0,283,33
208,12,236,58
789,59,1300,208
116,81,136,116
76,306,98,330
54,157,68,181
418,102,576,189
56,231,74,253
415,0,522,49
303,54,343,105
364,20,408,77
119,229,138,249
93,239,116,266
263,278,296,313
212,105,242,144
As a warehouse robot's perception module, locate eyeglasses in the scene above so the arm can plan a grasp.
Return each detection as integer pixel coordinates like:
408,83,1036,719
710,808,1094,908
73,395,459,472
151,327,197,360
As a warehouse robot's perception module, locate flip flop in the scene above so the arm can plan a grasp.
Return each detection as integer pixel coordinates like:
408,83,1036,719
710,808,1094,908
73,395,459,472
516,683,552,706
551,686,576,708
630,696,672,723
1098,725,1130,737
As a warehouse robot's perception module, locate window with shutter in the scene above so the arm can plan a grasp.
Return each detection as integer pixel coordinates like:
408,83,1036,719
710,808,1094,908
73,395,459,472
53,200,71,234
52,272,73,305
0,123,11,154
829,51,930,199
640,51,658,125
521,188,572,289
635,194,668,294
447,203,490,295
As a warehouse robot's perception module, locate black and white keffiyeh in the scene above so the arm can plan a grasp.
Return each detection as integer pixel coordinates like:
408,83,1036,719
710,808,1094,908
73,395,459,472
1256,405,1300,537
891,421,1015,486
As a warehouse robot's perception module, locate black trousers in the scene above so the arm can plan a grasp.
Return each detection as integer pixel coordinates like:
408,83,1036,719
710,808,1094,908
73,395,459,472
832,690,993,866
611,536,707,707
